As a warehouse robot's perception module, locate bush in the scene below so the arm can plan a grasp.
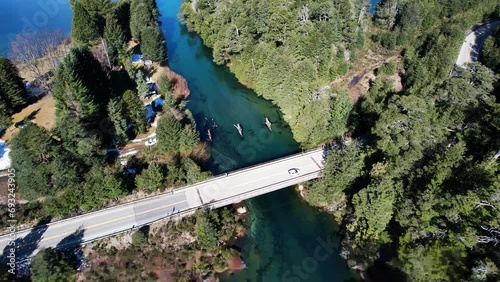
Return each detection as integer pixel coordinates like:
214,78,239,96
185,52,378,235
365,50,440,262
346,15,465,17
380,61,397,75
131,230,147,247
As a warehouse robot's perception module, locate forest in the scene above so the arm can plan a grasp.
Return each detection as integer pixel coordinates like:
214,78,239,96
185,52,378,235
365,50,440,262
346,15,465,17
0,0,238,280
182,0,500,280
309,1,500,281
180,0,367,146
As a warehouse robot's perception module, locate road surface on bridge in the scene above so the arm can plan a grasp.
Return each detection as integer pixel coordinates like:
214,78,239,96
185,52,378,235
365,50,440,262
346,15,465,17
0,149,325,261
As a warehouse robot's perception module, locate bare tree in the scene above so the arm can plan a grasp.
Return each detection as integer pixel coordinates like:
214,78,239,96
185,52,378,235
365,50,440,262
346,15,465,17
9,28,68,93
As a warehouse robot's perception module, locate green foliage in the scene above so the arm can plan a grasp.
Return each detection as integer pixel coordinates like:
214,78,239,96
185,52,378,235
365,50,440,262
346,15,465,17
0,57,27,119
80,0,114,36
121,89,147,134
140,26,166,63
158,74,174,107
135,77,149,97
156,111,199,154
135,162,165,192
10,123,56,200
30,248,75,282
107,98,128,144
115,0,132,40
70,0,100,44
313,53,499,280
81,165,126,210
131,230,147,247
195,210,219,249
180,0,365,147
308,141,365,213
350,177,399,242
480,26,500,72
130,0,158,41
53,45,110,123
379,61,397,75
104,15,126,65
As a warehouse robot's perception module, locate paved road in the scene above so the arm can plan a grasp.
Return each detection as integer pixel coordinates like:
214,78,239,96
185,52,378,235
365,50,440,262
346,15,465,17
0,149,325,261
456,20,500,67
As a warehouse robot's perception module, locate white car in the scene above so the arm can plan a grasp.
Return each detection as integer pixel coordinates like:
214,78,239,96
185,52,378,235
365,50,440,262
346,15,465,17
288,168,300,175
145,138,157,146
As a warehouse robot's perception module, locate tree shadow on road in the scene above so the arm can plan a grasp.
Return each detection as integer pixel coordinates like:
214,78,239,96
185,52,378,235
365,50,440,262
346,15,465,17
55,227,85,270
55,227,85,251
1,218,51,264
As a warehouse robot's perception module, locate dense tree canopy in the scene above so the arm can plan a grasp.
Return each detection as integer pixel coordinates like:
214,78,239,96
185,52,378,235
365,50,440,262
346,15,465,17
53,45,110,124
180,0,367,146
0,57,26,127
71,0,100,44
31,248,75,282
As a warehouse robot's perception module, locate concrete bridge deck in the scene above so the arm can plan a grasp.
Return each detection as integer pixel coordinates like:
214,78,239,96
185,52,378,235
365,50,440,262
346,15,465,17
0,149,325,261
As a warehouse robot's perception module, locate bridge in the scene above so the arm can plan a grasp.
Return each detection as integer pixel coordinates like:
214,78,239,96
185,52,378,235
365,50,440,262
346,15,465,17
0,149,325,261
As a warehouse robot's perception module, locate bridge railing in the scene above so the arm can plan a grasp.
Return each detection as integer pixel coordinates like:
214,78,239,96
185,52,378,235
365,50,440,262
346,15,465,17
0,147,323,238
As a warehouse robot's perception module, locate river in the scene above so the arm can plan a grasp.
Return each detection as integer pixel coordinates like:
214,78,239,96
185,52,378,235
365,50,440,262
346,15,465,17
160,1,351,281
0,0,352,281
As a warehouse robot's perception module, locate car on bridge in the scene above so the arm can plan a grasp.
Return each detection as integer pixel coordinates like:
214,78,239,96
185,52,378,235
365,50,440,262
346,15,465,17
288,168,300,175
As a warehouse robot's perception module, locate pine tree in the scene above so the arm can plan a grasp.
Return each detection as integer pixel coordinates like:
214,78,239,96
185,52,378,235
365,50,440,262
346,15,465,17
156,112,183,153
71,0,100,44
130,0,158,40
158,74,174,107
10,123,56,200
135,162,165,192
116,0,132,41
140,26,166,63
80,0,114,36
53,46,110,123
31,248,75,282
121,89,147,133
0,57,27,111
107,98,128,144
0,95,11,128
104,16,126,65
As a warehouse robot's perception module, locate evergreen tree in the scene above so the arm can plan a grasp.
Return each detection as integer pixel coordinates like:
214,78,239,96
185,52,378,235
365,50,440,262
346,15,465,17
53,113,103,164
115,0,132,41
10,123,56,200
53,46,110,123
80,0,114,36
140,26,166,63
81,164,125,210
121,89,147,134
31,248,75,282
158,74,174,107
0,95,11,128
70,0,100,44
104,16,126,65
135,162,165,192
156,112,182,153
130,0,158,41
107,98,128,144
136,75,150,97
195,210,219,249
0,57,27,111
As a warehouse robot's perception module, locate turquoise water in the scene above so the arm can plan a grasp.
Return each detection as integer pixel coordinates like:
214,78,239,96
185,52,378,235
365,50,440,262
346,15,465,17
0,0,72,56
159,0,351,281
